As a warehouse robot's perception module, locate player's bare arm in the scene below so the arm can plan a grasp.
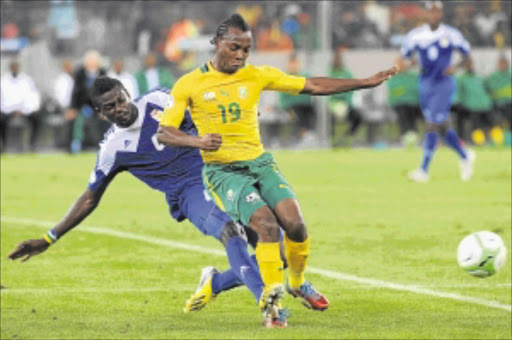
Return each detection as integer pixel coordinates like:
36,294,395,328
397,57,417,71
8,186,107,262
301,65,398,95
157,126,222,151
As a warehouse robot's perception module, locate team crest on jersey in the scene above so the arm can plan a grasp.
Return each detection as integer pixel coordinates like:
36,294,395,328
245,192,261,203
439,37,449,48
238,86,248,99
204,92,216,101
150,109,163,122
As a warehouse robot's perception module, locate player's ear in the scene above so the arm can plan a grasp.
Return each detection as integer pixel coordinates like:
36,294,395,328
211,37,220,50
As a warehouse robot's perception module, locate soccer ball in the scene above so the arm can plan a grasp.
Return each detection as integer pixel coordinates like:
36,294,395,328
457,231,507,278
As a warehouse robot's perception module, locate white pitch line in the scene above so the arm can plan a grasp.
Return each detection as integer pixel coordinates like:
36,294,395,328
2,216,511,312
1,287,169,294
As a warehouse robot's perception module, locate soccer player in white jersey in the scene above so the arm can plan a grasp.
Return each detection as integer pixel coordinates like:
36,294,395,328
8,76,267,319
401,1,475,182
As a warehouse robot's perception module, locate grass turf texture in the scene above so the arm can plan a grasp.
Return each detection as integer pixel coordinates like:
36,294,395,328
1,148,511,339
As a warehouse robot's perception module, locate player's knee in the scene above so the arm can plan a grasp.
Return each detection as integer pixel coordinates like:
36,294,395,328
219,222,247,246
283,220,307,242
250,210,280,242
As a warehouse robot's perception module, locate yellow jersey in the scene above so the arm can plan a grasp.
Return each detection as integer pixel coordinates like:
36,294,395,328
160,62,306,164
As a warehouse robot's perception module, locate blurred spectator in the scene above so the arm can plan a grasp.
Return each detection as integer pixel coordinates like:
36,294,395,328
19,27,57,97
352,86,388,146
286,11,319,51
1,60,41,152
259,91,288,149
133,4,159,56
236,4,263,29
386,57,421,137
107,59,138,98
257,19,294,52
458,58,495,143
69,49,107,153
364,0,390,39
81,7,107,52
134,53,174,94
329,48,363,146
474,5,508,47
279,54,315,146
51,58,75,149
333,3,383,49
47,0,79,55
164,19,199,64
54,59,75,110
2,22,19,39
485,55,512,131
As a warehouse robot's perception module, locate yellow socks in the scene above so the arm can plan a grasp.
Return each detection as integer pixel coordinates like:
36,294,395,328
255,242,284,287
284,235,310,289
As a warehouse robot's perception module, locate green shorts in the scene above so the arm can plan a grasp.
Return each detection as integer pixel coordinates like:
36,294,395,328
202,152,296,226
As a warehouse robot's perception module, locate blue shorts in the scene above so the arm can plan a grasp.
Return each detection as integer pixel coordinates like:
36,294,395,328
419,76,456,124
166,182,232,241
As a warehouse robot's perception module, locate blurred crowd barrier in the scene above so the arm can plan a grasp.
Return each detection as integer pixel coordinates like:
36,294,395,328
0,0,511,153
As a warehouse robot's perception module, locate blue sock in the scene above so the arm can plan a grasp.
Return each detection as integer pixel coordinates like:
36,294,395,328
212,238,263,302
211,269,241,294
212,255,258,293
444,129,467,159
421,131,438,172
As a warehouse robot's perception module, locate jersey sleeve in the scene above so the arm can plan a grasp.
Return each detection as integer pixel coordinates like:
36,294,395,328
449,27,470,56
260,66,306,94
87,142,123,191
160,77,188,128
144,87,171,110
401,30,416,58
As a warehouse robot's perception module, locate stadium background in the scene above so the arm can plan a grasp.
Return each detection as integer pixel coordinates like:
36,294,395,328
1,0,511,151
1,1,511,339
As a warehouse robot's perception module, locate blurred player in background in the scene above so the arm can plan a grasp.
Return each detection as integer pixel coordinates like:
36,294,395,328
401,1,475,182
386,57,421,140
485,55,511,132
279,53,316,146
8,76,266,317
157,14,397,328
329,48,363,146
107,58,138,98
457,58,495,144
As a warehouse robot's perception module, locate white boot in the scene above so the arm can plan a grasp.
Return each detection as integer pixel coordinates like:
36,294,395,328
408,168,430,182
460,149,476,181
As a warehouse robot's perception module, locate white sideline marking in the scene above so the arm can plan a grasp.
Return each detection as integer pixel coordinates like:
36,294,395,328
3,216,511,312
1,287,169,294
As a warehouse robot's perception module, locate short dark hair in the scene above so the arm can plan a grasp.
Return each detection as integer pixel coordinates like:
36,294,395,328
90,76,127,110
211,14,250,44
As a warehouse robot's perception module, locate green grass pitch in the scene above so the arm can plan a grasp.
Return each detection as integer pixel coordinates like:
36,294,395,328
1,148,511,339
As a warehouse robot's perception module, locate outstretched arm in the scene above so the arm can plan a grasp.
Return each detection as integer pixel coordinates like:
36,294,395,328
157,125,222,151
8,187,107,262
300,65,398,96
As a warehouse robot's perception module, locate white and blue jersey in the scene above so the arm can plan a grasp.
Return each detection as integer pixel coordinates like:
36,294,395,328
401,24,470,123
88,87,230,239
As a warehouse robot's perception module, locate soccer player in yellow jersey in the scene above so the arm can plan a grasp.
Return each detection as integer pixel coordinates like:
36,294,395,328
158,14,397,328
